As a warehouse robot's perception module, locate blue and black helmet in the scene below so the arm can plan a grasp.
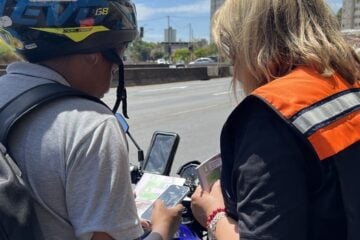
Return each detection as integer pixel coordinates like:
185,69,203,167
0,0,138,62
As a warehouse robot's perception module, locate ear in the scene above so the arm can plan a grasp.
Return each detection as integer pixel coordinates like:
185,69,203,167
83,52,101,66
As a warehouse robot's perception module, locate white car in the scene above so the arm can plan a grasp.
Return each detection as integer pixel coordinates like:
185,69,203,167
156,58,168,64
189,57,215,65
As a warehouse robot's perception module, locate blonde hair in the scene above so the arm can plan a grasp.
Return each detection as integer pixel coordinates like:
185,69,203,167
212,0,360,93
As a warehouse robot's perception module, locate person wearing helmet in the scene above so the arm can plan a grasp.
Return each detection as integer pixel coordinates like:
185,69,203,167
0,0,182,240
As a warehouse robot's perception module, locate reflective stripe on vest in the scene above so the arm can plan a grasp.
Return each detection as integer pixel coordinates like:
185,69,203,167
291,89,360,136
253,66,360,160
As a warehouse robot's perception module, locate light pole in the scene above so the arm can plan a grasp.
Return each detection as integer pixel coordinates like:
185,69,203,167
167,16,171,59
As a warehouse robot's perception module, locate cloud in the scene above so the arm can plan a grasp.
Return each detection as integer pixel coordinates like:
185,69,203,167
136,0,342,21
136,0,209,21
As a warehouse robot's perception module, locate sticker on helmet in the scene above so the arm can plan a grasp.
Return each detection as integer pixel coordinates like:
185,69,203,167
25,43,38,50
80,18,95,27
0,16,12,28
31,26,109,42
94,7,109,16
29,0,78,2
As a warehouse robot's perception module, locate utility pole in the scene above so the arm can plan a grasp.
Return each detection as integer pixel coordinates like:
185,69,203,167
188,23,194,61
189,23,192,46
167,16,171,58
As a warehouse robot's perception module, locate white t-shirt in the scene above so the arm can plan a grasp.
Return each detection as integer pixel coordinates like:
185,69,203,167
0,62,143,240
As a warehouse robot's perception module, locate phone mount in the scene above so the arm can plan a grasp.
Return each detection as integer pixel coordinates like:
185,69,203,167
142,131,180,176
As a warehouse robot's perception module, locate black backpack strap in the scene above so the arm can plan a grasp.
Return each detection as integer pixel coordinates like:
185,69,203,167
0,83,109,147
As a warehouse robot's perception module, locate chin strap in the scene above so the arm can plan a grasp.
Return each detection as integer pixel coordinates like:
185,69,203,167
101,49,128,118
112,58,128,118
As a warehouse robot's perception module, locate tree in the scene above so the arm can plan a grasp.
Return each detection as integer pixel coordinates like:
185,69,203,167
194,47,208,58
206,43,219,56
150,48,165,61
128,39,156,62
193,38,208,49
172,48,191,63
193,43,219,59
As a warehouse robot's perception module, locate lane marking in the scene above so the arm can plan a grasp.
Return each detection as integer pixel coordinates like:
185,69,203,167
169,104,222,116
139,86,188,93
213,91,230,96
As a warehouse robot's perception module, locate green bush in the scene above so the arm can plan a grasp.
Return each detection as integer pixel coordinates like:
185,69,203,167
0,40,20,64
172,48,191,63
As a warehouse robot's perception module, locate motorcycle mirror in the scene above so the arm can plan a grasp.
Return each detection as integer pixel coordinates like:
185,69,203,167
115,113,129,133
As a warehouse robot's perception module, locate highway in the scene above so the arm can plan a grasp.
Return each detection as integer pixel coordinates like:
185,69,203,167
102,77,245,175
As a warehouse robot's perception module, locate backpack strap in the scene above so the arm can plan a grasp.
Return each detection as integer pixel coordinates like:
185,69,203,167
0,83,109,147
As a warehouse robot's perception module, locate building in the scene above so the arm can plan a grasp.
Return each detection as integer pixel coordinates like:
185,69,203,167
210,0,224,42
210,0,224,22
342,0,360,29
164,27,177,43
341,0,360,48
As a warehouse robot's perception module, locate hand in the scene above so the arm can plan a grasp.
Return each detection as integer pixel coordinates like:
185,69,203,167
133,192,152,231
191,180,225,227
151,199,184,240
140,219,151,232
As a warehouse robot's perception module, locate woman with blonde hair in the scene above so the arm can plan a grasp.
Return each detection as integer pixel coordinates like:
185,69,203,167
191,0,360,239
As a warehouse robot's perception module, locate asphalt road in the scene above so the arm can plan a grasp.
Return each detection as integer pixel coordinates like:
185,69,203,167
102,77,245,176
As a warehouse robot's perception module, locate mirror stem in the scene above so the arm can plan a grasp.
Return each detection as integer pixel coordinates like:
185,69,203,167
127,131,144,169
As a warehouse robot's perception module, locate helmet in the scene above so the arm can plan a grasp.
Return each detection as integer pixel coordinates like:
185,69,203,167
0,0,138,62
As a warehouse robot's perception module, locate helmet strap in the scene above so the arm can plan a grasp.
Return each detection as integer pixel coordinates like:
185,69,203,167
114,59,129,118
101,49,128,118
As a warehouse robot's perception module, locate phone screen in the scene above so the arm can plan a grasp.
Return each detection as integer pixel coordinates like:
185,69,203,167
144,133,178,175
141,185,190,221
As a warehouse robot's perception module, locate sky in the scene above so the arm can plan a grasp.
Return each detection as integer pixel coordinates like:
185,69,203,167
133,0,343,43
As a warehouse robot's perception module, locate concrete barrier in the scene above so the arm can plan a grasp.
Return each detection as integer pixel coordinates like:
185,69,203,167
117,66,209,87
0,64,232,86
207,65,233,78
125,63,170,69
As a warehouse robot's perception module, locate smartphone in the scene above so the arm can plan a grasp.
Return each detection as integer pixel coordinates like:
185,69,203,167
141,184,190,221
143,131,180,175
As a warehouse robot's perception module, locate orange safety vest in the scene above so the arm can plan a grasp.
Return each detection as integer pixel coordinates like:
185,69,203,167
252,66,360,161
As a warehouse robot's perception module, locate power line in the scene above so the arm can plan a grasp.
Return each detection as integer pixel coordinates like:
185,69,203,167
138,15,208,23
171,22,190,29
171,15,209,20
138,17,168,23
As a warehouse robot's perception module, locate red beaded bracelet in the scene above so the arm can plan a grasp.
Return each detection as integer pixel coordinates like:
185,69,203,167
206,208,226,227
